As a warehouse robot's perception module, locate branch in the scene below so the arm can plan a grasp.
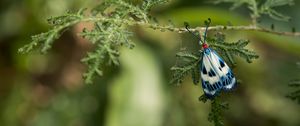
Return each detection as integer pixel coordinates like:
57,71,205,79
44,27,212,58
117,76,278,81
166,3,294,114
74,15,300,37
23,16,299,54
140,24,300,37
198,25,300,37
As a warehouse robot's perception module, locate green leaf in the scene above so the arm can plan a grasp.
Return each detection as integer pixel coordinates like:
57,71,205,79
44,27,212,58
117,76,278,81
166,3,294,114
208,98,229,126
19,9,85,54
214,0,294,22
260,0,294,21
209,38,259,64
287,79,300,104
170,51,201,85
18,30,61,54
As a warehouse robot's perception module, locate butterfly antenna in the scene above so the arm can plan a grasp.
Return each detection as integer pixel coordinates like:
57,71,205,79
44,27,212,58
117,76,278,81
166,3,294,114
185,24,203,43
203,18,211,43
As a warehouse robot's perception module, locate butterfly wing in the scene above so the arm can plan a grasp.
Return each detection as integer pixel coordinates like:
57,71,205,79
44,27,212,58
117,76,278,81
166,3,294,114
200,48,236,98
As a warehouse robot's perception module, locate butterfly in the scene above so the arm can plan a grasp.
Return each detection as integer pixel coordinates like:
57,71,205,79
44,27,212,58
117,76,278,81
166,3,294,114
185,19,236,99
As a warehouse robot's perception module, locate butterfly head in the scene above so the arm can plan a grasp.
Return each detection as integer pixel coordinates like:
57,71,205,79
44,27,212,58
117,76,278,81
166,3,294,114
202,43,209,49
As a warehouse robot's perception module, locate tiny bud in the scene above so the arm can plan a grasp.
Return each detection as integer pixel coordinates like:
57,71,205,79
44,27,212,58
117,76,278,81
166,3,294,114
292,27,296,33
184,22,189,27
271,24,274,30
208,18,211,22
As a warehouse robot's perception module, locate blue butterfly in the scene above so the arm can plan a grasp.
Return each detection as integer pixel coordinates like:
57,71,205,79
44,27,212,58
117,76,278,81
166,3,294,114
186,19,236,98
200,44,236,98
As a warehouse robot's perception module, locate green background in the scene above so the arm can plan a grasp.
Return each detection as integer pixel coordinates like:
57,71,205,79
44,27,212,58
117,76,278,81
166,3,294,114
0,0,299,126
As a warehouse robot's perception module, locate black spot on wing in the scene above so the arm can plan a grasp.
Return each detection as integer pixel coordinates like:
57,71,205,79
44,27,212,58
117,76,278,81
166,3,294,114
214,82,222,90
205,81,210,85
219,59,225,68
208,69,217,77
202,66,207,74
220,71,236,86
207,82,223,92
208,85,212,91
217,81,222,87
225,79,228,85
221,76,227,86
226,71,235,79
213,84,216,90
201,80,207,88
211,70,216,76
203,81,215,91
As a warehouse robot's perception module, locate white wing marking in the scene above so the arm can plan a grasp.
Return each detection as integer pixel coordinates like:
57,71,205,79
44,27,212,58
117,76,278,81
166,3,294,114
200,48,236,97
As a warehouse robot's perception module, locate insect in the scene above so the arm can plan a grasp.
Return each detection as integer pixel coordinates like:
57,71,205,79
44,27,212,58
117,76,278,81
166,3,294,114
185,19,236,99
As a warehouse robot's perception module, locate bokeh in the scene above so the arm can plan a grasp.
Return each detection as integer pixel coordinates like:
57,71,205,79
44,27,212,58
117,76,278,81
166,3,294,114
0,0,300,126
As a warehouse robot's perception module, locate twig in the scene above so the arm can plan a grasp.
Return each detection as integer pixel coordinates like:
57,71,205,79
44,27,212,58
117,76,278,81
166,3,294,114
196,25,300,37
54,14,300,37
52,16,300,40
140,23,300,37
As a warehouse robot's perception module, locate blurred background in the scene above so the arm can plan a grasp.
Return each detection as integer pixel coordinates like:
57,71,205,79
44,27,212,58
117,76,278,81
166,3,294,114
0,0,300,126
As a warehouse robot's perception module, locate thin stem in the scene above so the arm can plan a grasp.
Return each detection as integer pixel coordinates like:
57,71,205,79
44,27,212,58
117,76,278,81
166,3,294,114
196,25,300,37
56,16,300,39
250,0,259,27
142,23,300,37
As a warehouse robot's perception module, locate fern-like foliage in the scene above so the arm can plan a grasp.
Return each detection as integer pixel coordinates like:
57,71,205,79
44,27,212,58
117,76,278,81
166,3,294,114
19,0,167,84
170,51,202,85
286,80,300,104
286,62,300,104
18,0,297,126
213,0,294,21
170,33,258,86
19,9,87,54
260,0,294,21
171,32,258,126
199,95,229,126
209,33,259,65
208,98,229,126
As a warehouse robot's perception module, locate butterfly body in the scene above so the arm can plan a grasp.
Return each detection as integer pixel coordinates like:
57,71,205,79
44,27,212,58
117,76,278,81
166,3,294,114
185,19,236,99
200,44,236,98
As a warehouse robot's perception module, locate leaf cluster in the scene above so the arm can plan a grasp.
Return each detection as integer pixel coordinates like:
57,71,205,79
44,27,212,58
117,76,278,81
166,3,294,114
170,32,257,126
19,0,167,84
18,9,86,54
199,95,229,126
170,33,258,86
213,0,294,21
286,62,300,104
170,51,202,85
287,80,300,104
209,33,259,65
208,98,229,126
